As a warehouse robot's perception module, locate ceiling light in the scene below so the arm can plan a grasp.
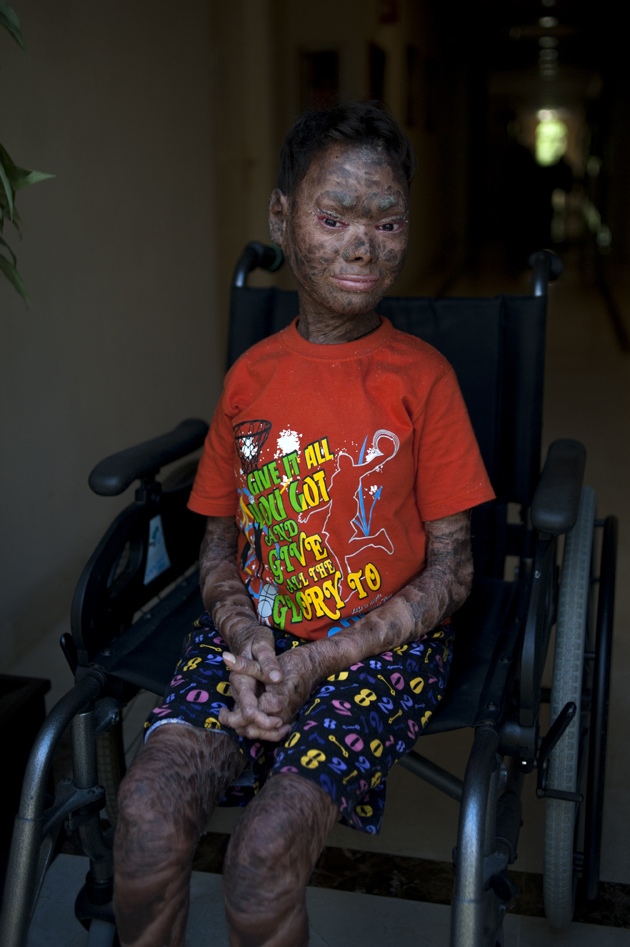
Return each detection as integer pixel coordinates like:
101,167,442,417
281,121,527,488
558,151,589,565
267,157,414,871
540,36,558,47
539,16,558,27
540,48,559,60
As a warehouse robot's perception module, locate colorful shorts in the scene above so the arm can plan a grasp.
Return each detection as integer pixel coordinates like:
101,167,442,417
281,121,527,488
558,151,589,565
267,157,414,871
145,614,454,834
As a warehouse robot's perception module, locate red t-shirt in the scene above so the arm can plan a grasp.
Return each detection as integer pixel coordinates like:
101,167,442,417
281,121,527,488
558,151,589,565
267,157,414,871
189,317,495,640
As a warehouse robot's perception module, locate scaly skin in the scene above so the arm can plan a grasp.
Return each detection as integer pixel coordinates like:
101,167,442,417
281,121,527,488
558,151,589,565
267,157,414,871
114,724,244,947
223,773,338,947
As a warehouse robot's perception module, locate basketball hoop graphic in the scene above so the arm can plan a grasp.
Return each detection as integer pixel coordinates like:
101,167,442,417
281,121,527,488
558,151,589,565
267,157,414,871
234,420,272,474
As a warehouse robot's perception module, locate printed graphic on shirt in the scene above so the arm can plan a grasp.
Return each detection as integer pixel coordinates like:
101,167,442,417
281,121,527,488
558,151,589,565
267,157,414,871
234,420,272,474
234,420,399,636
303,429,399,581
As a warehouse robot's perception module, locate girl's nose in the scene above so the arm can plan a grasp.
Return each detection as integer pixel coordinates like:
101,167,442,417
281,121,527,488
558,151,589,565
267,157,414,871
342,228,378,263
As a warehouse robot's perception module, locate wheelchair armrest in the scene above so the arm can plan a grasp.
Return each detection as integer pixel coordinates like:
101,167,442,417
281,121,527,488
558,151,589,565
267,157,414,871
530,439,586,535
88,418,209,496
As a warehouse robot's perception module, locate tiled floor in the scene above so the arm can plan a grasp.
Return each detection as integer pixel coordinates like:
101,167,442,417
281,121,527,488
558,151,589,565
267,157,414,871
187,833,630,928
28,855,630,947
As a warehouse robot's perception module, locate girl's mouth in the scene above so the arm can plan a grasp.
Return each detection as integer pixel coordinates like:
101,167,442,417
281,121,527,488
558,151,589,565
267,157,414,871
331,274,380,292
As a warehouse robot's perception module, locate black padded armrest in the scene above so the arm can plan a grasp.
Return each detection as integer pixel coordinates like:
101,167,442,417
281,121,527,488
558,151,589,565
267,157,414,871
88,418,209,496
530,439,586,535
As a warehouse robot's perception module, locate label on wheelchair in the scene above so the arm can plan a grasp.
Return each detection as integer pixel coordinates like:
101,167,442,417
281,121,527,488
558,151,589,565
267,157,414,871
144,514,171,584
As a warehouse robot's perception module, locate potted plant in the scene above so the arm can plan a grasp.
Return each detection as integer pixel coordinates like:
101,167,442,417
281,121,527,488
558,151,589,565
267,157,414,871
1,0,53,304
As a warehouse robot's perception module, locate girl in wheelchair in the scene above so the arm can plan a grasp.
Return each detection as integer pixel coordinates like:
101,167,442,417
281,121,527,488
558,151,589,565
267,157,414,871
114,101,494,947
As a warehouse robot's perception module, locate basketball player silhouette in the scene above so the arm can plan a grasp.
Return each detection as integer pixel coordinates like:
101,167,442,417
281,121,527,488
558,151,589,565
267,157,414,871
300,429,399,585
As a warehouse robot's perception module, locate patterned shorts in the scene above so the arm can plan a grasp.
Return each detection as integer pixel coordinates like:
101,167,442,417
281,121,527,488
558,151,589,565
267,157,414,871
145,614,454,834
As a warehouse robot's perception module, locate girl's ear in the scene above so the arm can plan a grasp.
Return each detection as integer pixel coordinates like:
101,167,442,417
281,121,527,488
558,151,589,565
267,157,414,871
269,189,289,246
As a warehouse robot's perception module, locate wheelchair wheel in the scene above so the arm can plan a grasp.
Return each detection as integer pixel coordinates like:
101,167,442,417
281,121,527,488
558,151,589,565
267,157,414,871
543,486,597,930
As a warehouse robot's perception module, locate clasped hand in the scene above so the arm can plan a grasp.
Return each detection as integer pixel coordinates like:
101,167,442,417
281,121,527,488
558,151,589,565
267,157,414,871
217,625,314,741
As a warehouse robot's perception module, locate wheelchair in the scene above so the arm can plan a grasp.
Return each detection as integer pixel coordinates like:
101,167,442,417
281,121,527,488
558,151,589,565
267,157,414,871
0,245,617,947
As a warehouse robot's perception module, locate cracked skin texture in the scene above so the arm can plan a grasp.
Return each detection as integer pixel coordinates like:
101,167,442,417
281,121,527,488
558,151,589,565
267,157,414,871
113,141,474,947
269,141,409,344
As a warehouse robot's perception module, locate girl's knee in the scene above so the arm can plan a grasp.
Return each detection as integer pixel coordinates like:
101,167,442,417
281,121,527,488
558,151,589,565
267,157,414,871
117,770,160,834
223,776,336,917
115,766,197,874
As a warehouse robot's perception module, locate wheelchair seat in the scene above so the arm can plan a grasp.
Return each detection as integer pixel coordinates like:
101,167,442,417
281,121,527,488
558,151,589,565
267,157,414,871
92,575,202,696
433,576,519,734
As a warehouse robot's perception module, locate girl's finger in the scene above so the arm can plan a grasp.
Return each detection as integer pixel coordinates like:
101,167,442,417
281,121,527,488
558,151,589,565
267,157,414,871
251,639,283,683
235,723,292,742
222,652,264,677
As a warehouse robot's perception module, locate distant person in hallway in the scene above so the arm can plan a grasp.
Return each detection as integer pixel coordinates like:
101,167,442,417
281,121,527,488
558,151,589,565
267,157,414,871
113,102,495,947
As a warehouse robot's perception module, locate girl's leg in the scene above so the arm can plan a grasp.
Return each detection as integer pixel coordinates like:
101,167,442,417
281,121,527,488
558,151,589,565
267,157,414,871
223,772,338,947
113,723,244,947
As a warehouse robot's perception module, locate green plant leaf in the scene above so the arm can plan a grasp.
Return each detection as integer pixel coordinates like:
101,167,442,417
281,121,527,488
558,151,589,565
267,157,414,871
0,0,25,50
12,168,55,190
0,252,29,303
0,158,14,221
0,144,54,191
0,142,15,167
4,206,23,236
1,203,22,231
0,234,17,266
0,195,18,229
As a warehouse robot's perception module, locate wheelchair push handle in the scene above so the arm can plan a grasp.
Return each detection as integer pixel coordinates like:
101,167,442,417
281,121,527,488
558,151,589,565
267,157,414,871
232,241,284,288
529,249,563,297
88,418,209,496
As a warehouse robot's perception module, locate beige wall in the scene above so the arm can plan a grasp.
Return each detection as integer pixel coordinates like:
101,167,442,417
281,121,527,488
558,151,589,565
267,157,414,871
0,1,220,668
210,0,282,322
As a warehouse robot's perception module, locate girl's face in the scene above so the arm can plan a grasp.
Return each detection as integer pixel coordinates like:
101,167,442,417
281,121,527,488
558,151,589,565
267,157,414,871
270,141,409,318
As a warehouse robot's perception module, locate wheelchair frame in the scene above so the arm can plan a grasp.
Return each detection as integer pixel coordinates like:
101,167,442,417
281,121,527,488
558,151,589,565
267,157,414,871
0,248,617,947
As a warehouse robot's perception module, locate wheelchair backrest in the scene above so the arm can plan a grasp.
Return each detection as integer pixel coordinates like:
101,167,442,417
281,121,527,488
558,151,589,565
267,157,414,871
228,285,547,577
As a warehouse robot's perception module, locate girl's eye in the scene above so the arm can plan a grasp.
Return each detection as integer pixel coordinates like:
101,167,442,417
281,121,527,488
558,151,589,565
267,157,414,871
319,215,346,229
377,221,404,233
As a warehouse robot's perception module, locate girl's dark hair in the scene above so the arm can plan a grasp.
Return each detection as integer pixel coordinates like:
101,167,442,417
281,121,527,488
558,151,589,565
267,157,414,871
277,101,416,196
